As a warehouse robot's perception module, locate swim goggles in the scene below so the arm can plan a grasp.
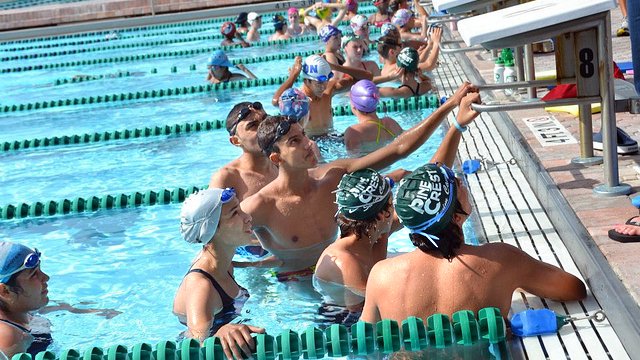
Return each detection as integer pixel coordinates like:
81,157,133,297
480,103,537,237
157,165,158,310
220,187,236,203
229,102,263,135
262,117,298,154
0,248,41,282
309,71,335,83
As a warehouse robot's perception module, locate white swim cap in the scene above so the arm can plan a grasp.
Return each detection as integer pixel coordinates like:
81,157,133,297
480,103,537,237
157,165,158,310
179,188,236,244
302,55,333,81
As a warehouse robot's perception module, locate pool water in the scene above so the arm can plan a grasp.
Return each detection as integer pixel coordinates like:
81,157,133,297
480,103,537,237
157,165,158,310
0,9,486,358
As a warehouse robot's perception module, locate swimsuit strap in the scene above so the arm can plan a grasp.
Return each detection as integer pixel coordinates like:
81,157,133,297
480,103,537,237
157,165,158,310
397,84,418,96
186,269,235,308
367,119,396,143
0,318,30,333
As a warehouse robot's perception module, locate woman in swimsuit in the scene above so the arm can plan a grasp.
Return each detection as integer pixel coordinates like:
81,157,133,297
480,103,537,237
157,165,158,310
344,80,403,153
343,34,402,85
379,47,436,98
320,25,345,66
173,188,265,360
286,7,310,37
369,0,392,27
0,242,118,359
206,50,257,84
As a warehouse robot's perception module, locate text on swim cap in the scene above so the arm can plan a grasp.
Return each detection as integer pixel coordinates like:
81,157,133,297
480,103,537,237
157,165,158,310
303,64,317,74
349,176,381,204
409,170,442,215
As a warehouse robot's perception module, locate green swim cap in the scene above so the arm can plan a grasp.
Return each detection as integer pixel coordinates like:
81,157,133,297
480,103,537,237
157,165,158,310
394,164,457,246
335,168,393,220
396,47,419,72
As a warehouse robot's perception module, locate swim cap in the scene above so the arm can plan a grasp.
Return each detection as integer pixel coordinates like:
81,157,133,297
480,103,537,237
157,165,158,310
279,88,310,120
207,50,234,68
350,15,369,32
336,169,393,220
298,8,306,23
319,24,342,43
180,188,235,244
394,164,457,247
316,7,332,20
392,9,413,27
350,80,380,113
381,23,397,36
396,47,419,72
302,54,333,81
236,12,248,25
273,14,286,31
341,30,362,48
288,7,298,16
248,12,262,23
344,0,358,12
220,21,236,37
0,242,40,284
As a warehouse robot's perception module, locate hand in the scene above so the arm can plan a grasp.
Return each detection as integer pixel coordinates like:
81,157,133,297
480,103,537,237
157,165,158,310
215,323,265,360
236,63,246,71
455,92,481,127
449,81,478,106
388,66,403,80
430,27,442,43
290,56,303,76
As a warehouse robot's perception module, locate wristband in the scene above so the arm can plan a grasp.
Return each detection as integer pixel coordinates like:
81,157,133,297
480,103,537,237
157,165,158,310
453,120,468,133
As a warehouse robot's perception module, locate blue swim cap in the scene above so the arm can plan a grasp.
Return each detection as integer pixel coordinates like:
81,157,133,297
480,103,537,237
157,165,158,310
279,88,310,121
319,25,342,43
0,242,40,284
207,50,234,68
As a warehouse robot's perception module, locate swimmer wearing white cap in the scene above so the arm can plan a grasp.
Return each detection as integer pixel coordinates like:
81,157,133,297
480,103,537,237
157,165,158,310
246,12,262,42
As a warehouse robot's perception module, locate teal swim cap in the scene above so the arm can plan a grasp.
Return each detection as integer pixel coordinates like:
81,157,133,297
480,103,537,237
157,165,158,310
394,164,457,247
0,242,41,284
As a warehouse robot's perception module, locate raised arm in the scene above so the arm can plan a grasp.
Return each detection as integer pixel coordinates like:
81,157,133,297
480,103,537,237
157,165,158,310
272,56,302,106
334,82,478,173
331,62,373,91
328,3,347,26
418,27,442,72
429,92,481,167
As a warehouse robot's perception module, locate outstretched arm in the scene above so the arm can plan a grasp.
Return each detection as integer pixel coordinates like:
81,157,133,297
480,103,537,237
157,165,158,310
418,27,442,72
236,64,257,79
328,3,347,26
331,62,373,91
430,92,481,167
272,56,303,106
333,82,478,173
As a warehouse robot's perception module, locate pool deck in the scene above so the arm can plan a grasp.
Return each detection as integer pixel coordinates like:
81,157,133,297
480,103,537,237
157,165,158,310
445,4,640,357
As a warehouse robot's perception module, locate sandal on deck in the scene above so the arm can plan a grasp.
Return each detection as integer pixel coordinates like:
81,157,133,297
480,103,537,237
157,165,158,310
608,217,640,243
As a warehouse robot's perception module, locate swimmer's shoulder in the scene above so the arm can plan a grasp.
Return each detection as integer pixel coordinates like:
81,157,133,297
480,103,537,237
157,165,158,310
209,163,242,188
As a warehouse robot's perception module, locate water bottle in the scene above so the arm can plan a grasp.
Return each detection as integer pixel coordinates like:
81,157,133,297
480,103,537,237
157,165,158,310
493,57,504,84
503,59,516,95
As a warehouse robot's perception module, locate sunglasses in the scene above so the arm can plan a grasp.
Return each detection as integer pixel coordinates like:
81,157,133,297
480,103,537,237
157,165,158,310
229,102,263,135
220,187,236,203
0,249,41,281
263,117,299,154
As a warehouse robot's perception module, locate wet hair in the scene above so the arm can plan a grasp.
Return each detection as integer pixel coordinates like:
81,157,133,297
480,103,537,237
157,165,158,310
337,199,392,239
408,198,467,261
0,274,23,312
377,35,402,59
257,115,289,155
226,102,253,134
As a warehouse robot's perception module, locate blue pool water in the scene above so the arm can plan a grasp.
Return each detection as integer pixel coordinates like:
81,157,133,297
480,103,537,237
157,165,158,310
0,11,484,356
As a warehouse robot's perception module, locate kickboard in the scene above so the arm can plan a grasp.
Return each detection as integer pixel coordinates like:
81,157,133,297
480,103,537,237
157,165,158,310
545,103,601,116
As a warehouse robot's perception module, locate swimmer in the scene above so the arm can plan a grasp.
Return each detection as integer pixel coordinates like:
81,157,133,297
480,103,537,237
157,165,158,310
377,34,403,77
344,80,403,153
391,0,429,43
235,12,250,35
220,21,250,48
173,189,266,359
320,25,345,66
313,169,402,312
342,33,401,84
379,47,436,98
240,82,479,279
269,15,291,41
206,50,257,84
286,7,310,37
302,1,347,32
0,242,120,359
246,12,262,42
369,0,392,27
349,15,372,49
343,0,359,21
360,96,587,322
273,54,372,137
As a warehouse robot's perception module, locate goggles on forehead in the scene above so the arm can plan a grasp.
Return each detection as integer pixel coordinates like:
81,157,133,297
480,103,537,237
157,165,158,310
0,249,41,282
263,117,299,155
229,102,263,135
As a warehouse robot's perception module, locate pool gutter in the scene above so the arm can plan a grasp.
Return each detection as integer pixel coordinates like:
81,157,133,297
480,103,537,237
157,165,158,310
454,49,640,357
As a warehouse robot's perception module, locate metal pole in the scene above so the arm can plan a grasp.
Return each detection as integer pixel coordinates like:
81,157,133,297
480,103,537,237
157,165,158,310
524,44,537,99
573,103,602,165
515,46,525,83
593,12,631,196
149,0,155,16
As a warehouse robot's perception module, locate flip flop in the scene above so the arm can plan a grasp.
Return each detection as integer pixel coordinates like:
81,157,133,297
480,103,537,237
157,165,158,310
608,217,640,243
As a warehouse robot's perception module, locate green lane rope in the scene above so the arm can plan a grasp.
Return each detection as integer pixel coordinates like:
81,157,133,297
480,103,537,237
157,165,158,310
0,7,377,47
0,185,207,220
0,119,225,152
2,34,320,62
0,93,440,153
10,311,506,360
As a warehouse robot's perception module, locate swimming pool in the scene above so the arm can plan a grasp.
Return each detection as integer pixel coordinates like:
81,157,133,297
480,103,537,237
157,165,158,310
0,10,491,358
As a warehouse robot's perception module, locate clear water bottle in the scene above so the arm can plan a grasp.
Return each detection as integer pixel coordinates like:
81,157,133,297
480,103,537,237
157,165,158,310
494,57,505,84
503,59,516,95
